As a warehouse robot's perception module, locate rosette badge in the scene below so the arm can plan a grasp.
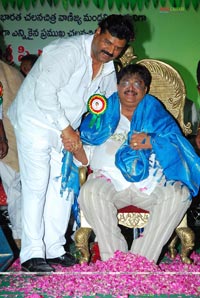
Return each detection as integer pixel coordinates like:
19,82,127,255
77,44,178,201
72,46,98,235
88,94,107,129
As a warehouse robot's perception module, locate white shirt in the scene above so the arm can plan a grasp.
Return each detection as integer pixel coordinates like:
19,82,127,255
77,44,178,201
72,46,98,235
7,35,117,133
81,114,166,194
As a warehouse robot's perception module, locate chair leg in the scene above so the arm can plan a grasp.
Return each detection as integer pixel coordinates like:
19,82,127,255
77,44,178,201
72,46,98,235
74,227,92,264
175,226,195,264
168,232,179,259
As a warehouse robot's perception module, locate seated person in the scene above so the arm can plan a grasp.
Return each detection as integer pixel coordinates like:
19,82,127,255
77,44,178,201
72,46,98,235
64,64,200,264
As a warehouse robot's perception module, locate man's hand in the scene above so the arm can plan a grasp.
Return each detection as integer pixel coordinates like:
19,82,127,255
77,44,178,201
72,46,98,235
61,125,82,153
129,132,152,150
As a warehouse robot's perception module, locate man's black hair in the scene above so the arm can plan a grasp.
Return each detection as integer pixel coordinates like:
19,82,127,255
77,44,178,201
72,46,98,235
117,63,152,93
98,14,135,43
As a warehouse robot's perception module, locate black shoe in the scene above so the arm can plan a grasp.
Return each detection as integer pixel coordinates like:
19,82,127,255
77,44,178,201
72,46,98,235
47,252,78,267
21,258,55,272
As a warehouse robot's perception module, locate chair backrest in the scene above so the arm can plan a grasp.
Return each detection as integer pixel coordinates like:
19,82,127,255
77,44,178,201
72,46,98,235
137,59,192,136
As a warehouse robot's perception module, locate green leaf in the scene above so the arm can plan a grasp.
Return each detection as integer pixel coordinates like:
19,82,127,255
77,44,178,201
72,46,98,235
160,0,166,6
192,0,199,10
62,0,68,9
17,0,23,8
123,0,129,9
144,0,150,8
83,0,89,6
152,0,159,7
69,0,75,5
137,0,144,10
9,0,16,8
98,0,105,9
92,0,99,8
30,0,36,8
24,0,31,9
108,0,114,9
92,0,105,8
115,0,122,10
40,0,45,6
1,0,9,9
130,0,137,10
175,0,182,7
184,0,191,9
47,0,53,6
169,0,176,7
53,0,60,6
76,0,81,6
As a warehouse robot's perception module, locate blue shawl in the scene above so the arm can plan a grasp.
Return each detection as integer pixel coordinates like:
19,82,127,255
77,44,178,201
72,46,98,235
115,93,200,197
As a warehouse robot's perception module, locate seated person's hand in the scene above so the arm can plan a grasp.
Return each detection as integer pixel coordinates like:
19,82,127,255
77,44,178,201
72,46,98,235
61,125,82,153
130,132,152,150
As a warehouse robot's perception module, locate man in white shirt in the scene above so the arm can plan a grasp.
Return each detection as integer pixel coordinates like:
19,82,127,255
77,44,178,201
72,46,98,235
7,14,135,272
70,64,200,264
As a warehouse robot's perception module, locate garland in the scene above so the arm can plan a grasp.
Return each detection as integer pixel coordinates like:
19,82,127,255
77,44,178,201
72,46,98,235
0,0,199,10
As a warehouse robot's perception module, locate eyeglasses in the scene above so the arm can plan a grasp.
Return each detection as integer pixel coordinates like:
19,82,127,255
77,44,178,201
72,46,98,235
119,80,144,90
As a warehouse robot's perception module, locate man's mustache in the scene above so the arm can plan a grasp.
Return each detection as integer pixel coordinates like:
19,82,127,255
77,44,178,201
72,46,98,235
101,50,113,58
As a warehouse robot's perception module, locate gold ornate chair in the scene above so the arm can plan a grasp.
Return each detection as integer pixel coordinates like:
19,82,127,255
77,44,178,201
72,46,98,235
75,50,195,265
